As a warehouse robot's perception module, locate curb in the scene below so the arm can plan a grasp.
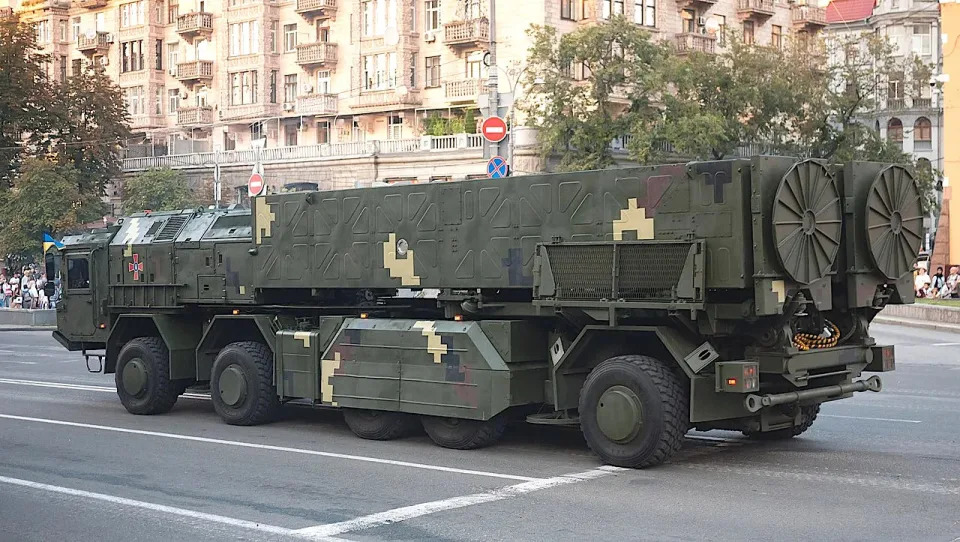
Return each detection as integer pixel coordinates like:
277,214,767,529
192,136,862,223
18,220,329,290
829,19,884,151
0,326,56,332
873,316,960,334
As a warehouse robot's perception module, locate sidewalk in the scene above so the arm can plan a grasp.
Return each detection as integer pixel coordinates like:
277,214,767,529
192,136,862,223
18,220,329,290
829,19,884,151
873,315,960,334
0,325,56,332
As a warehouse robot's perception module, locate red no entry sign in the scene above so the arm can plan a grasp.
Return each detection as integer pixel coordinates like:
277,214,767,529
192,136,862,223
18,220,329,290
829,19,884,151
481,116,508,143
248,173,264,197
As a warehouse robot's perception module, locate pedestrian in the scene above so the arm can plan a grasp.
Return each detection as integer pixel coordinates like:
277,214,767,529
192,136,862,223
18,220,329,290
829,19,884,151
931,266,946,297
914,267,931,298
945,266,960,299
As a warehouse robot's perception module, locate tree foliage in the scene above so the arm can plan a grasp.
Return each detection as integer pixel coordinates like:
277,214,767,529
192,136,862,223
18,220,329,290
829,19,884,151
0,159,105,262
122,168,198,215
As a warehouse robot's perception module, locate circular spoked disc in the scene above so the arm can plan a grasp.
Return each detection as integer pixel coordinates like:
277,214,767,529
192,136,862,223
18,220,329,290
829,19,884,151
866,165,924,280
772,160,843,284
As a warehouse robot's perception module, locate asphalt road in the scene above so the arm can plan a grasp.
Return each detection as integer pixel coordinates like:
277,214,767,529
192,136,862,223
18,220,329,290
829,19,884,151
1,323,958,542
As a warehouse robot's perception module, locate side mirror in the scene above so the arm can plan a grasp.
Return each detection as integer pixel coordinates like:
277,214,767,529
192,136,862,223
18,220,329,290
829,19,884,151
44,283,56,298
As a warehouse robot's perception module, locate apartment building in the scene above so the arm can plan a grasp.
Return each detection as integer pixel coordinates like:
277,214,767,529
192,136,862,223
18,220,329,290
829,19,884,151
3,0,825,199
824,0,943,172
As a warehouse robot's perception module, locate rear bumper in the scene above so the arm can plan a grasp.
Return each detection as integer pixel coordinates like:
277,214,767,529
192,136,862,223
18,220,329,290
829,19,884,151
52,330,105,352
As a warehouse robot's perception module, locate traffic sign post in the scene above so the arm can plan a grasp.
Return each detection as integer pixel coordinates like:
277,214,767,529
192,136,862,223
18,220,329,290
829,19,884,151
487,156,508,179
481,116,508,143
249,144,265,197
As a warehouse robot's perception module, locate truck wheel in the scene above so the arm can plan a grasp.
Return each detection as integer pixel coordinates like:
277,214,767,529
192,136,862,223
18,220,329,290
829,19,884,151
744,405,820,440
579,355,689,468
115,337,179,415
343,409,418,440
210,341,280,426
421,415,507,450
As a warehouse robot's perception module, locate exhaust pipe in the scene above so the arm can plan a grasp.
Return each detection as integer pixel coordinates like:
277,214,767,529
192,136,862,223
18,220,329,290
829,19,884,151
744,375,882,413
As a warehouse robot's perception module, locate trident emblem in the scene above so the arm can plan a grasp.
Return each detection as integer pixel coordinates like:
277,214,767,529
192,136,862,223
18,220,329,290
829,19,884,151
128,254,144,281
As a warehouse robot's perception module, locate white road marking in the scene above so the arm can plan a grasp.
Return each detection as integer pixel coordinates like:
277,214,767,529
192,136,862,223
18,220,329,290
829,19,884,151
0,378,210,400
0,360,37,365
0,475,296,538
0,414,538,482
294,466,625,539
820,414,922,424
929,342,960,346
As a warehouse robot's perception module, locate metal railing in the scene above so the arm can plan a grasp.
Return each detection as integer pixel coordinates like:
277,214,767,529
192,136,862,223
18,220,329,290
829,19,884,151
443,18,490,45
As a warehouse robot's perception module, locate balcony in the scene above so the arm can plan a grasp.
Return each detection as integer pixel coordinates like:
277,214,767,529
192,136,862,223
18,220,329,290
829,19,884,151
675,33,716,55
78,0,107,8
176,12,213,38
296,42,338,67
129,114,165,130
176,60,214,83
297,93,338,116
353,89,422,111
791,5,826,28
443,18,489,48
885,97,935,111
444,78,484,103
737,0,775,18
177,106,214,126
296,0,336,19
77,32,111,55
20,0,70,10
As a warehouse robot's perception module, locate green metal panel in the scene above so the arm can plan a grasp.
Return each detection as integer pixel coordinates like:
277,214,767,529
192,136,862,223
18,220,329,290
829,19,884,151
151,313,203,380
276,330,321,401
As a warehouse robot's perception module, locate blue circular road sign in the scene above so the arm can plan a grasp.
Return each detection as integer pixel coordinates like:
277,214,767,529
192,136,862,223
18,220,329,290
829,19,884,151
487,156,508,179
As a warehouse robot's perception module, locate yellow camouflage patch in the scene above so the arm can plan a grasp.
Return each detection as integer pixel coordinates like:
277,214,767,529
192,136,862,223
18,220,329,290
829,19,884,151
771,280,786,304
293,331,311,348
321,351,341,406
612,198,655,241
413,321,447,364
255,198,276,244
383,233,420,286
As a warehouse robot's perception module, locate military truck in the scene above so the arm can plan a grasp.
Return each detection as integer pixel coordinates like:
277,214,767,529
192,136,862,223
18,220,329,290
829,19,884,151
48,157,920,468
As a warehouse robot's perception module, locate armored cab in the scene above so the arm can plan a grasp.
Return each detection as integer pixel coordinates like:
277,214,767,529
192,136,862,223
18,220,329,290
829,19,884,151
51,157,920,469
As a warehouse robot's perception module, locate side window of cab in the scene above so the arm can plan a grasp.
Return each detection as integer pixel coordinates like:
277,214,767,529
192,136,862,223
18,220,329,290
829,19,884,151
66,256,91,290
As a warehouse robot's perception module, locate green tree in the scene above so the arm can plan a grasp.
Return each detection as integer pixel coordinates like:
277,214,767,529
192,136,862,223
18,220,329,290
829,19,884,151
0,158,105,262
121,168,197,215
0,18,56,187
521,16,669,171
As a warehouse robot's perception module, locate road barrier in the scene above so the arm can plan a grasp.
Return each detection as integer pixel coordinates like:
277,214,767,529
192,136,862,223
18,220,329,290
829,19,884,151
880,302,960,325
0,308,56,327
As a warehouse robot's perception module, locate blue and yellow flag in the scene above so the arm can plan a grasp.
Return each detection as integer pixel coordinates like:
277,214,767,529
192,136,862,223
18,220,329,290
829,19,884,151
42,233,64,254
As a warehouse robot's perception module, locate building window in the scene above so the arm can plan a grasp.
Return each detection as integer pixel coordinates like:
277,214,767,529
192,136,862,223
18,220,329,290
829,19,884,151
72,58,82,76
317,70,330,93
913,24,932,56
155,39,163,70
466,50,486,79
120,1,145,28
155,87,163,115
123,86,145,116
33,20,50,44
284,23,297,52
58,55,67,82
168,89,180,113
284,124,298,147
251,121,265,142
168,3,178,24
915,117,932,150
363,52,398,90
229,20,261,57
121,40,144,73
72,17,80,42
425,0,440,31
715,15,726,46
602,0,623,18
58,20,67,43
317,121,330,144
362,0,397,37
409,52,417,87
284,74,297,102
634,0,654,26
771,25,782,49
388,115,403,139
269,20,278,53
230,70,259,105
425,55,440,87
887,118,903,147
167,44,179,75
742,20,755,45
269,70,278,103
561,0,575,20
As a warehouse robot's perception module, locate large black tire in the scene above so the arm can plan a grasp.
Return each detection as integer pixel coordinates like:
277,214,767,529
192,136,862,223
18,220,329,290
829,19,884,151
579,355,689,468
115,337,179,415
343,409,419,440
421,415,507,450
744,405,821,440
210,341,280,426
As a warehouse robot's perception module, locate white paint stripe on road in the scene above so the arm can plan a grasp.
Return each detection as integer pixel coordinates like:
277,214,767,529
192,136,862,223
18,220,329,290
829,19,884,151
929,342,960,346
0,378,210,400
0,475,296,538
293,466,625,539
820,414,922,424
0,360,37,365
0,414,538,482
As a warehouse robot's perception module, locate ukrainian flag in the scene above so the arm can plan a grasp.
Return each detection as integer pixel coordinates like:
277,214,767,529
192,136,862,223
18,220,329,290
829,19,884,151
43,233,64,254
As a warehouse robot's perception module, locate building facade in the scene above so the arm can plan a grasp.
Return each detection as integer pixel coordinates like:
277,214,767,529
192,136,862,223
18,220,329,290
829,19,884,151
3,0,825,204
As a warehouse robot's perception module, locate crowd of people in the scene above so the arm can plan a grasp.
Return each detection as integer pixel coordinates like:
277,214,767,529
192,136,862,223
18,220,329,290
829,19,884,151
0,266,59,309
914,265,960,299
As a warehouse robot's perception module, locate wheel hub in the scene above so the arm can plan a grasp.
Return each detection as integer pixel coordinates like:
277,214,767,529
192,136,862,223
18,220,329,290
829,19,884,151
595,385,643,443
121,359,148,397
218,365,247,407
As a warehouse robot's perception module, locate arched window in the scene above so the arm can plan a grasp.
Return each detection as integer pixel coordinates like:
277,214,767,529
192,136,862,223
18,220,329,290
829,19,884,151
887,118,903,148
875,120,881,132
914,117,932,150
